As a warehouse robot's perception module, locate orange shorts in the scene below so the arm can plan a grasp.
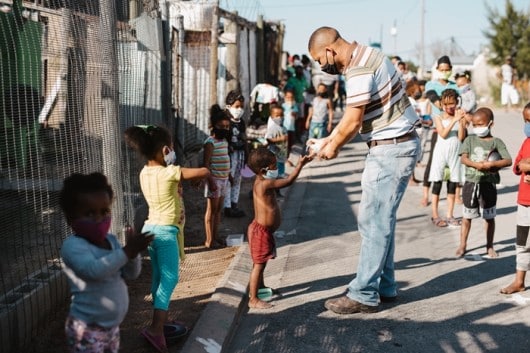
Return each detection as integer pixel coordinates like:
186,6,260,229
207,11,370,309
248,220,276,264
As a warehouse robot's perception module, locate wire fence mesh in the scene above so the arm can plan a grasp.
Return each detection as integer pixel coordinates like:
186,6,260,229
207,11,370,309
0,0,283,351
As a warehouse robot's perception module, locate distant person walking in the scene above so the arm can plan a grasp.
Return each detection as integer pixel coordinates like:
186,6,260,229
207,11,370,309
500,56,519,111
307,26,420,314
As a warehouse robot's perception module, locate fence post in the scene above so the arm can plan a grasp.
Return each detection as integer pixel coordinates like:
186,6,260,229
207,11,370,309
176,15,186,159
224,12,240,94
256,15,264,84
98,0,124,238
210,2,219,107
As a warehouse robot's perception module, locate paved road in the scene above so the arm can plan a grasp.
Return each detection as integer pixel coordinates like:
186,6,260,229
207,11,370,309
184,109,530,353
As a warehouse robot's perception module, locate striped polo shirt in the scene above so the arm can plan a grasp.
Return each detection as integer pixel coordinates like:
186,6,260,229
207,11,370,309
204,136,230,179
344,43,419,141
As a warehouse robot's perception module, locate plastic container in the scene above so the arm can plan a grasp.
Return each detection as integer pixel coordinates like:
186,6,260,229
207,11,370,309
226,233,244,246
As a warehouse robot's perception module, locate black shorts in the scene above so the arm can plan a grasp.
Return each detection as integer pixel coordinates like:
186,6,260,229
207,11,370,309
462,181,497,219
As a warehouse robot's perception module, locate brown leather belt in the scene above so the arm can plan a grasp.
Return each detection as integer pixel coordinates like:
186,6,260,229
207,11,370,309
367,130,418,148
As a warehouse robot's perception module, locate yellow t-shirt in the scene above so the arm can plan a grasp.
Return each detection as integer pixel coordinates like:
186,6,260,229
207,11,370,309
140,165,186,259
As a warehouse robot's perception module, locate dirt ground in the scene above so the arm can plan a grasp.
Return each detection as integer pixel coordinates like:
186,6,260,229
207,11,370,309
31,177,255,353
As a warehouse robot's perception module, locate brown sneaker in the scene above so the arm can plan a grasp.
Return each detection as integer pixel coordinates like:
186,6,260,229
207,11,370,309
324,295,378,314
379,295,397,303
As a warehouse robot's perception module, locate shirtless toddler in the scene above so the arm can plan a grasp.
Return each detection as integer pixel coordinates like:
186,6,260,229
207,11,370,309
246,147,311,309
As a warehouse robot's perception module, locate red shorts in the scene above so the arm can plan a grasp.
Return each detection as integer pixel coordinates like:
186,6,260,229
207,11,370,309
248,220,276,264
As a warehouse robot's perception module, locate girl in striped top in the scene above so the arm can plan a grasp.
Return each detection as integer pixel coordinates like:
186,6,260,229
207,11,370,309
203,105,231,248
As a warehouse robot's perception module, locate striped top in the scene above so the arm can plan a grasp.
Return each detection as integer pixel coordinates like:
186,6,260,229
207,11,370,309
344,43,419,141
204,136,230,179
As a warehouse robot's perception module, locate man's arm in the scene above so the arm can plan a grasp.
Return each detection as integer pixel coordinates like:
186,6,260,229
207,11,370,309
319,104,365,159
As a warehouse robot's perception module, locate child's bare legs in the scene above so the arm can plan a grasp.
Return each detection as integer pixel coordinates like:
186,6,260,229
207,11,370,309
456,218,472,257
485,218,497,257
446,192,456,219
249,262,272,309
431,193,441,219
205,197,223,248
214,196,224,244
501,270,527,294
149,309,168,336
455,185,463,204
421,185,429,207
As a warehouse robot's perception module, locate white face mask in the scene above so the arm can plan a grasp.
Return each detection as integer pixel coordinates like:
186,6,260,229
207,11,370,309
228,107,243,121
164,149,177,165
438,69,452,80
473,126,490,137
264,168,279,179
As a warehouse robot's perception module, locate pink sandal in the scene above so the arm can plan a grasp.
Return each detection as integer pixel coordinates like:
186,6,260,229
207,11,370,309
141,328,168,353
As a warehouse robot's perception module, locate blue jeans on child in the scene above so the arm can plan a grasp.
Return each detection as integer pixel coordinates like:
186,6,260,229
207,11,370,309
277,161,285,177
347,138,420,306
309,122,327,139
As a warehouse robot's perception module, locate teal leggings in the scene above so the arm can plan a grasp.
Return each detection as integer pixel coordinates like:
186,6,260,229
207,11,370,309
142,224,179,310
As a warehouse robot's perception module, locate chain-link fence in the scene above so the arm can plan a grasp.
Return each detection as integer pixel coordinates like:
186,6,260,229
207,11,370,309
0,1,283,351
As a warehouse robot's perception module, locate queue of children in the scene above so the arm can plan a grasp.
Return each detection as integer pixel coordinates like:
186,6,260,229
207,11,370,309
397,54,518,263
57,48,530,353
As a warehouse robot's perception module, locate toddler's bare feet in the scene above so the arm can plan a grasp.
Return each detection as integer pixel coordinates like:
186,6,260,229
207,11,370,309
249,298,273,309
455,246,466,257
500,282,526,294
487,248,498,258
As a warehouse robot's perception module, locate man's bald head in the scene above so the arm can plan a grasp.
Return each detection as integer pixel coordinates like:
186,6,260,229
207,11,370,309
308,26,341,53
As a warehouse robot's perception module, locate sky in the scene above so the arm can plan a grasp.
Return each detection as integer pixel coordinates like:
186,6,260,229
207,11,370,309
220,0,530,70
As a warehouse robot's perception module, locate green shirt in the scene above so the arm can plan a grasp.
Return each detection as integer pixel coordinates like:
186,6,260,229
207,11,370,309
459,135,510,184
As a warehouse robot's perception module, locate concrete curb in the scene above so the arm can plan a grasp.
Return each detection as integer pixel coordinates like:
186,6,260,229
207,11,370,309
179,243,251,353
180,163,310,353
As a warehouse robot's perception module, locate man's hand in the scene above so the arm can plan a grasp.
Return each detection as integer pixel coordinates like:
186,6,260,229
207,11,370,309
306,138,327,157
319,140,339,160
306,137,339,160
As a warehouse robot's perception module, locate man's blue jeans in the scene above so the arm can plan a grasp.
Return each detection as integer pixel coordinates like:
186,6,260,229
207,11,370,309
347,137,420,306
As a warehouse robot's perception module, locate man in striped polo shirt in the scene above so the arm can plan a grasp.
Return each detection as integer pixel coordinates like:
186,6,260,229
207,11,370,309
308,26,421,314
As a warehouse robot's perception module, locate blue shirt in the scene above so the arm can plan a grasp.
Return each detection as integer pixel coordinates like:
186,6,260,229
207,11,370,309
61,234,141,328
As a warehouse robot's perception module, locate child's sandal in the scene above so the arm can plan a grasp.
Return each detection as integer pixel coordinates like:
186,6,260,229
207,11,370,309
431,217,448,227
446,217,462,227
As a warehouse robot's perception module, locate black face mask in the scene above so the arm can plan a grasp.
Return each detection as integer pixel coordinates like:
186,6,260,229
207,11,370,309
321,52,340,75
214,128,230,140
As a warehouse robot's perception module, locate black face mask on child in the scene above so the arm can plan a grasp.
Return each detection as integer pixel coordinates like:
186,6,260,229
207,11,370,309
214,128,229,140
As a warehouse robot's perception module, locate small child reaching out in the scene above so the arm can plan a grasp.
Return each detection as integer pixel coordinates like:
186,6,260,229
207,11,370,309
59,172,153,353
125,124,210,352
246,147,312,309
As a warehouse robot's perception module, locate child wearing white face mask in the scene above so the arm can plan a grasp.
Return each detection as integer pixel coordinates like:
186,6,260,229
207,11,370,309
224,90,249,218
124,125,210,351
265,104,289,177
457,107,512,258
246,147,312,309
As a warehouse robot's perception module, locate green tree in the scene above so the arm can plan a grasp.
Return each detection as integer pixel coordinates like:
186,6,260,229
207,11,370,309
484,0,530,77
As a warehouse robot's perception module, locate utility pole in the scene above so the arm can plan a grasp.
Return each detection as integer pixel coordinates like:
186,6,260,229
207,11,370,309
419,0,425,78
